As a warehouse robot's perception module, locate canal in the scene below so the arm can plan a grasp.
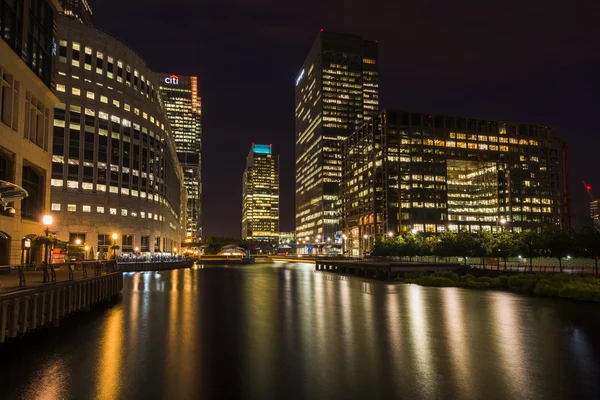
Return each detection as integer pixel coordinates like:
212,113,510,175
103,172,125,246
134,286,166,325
1,262,599,399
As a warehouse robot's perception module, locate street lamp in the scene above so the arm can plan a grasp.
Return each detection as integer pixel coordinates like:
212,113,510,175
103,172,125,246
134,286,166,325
388,231,394,238
411,228,418,235
111,233,118,260
84,245,89,260
42,214,53,265
42,214,52,236
173,247,177,254
75,238,82,245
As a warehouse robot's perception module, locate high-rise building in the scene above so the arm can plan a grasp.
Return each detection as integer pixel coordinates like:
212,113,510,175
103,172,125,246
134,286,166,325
295,30,378,242
58,0,93,23
0,0,60,265
156,73,202,242
242,144,279,241
342,110,565,255
591,200,599,228
49,15,187,259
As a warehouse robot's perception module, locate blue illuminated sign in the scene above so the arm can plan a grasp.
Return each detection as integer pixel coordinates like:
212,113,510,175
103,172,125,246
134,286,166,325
253,144,272,154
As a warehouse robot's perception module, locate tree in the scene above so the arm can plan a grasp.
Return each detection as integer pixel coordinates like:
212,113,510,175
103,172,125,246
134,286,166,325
472,231,494,266
576,226,600,276
517,230,543,271
492,231,517,269
541,227,575,272
454,231,477,265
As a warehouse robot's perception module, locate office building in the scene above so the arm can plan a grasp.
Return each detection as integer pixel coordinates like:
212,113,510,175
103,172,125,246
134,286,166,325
156,73,202,242
58,0,92,23
295,30,378,242
342,110,564,255
49,15,187,259
591,200,599,228
242,144,279,241
0,0,60,265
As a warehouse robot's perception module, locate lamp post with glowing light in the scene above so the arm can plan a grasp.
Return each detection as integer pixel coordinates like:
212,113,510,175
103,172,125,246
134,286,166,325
42,214,53,264
342,234,347,255
111,233,118,260
363,234,369,255
84,245,89,261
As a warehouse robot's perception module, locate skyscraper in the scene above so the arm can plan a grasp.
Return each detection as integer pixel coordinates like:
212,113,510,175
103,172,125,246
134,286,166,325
58,0,93,24
49,16,187,258
242,144,279,241
295,30,379,242
0,0,59,265
156,74,202,242
342,110,564,255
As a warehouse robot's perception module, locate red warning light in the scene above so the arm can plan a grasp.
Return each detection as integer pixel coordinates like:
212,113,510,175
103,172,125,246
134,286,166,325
320,28,324,32
586,185,592,191
269,143,272,147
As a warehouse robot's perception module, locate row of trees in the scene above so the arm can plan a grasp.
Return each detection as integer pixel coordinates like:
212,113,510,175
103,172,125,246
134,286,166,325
371,227,600,274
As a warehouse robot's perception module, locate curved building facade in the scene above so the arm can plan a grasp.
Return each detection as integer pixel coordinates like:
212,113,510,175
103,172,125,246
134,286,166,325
50,16,186,258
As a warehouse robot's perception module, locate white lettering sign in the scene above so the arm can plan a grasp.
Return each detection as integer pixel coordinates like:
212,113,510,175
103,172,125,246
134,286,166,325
165,75,179,85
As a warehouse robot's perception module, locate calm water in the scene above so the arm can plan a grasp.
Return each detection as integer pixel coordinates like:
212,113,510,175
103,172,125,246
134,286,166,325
1,262,599,399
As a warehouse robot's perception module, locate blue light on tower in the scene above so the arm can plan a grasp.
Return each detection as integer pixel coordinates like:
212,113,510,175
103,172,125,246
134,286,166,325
253,144,272,154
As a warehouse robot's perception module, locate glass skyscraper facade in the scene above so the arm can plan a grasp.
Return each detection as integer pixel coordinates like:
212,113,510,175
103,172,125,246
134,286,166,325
242,144,279,242
295,30,378,242
342,109,564,255
156,74,202,242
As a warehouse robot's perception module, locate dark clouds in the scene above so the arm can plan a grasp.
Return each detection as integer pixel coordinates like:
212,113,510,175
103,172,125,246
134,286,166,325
90,0,600,236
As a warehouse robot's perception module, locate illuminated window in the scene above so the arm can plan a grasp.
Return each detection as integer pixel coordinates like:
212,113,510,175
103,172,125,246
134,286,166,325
56,84,66,92
82,205,91,213
72,87,81,96
121,209,128,216
100,95,108,104
51,203,61,211
67,204,76,212
86,91,95,100
110,208,117,215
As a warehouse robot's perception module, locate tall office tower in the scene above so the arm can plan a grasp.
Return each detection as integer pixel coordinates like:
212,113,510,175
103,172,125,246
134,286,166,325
0,0,60,265
591,200,599,228
58,0,93,23
156,74,202,242
342,110,564,255
295,30,378,242
50,16,187,259
242,144,279,242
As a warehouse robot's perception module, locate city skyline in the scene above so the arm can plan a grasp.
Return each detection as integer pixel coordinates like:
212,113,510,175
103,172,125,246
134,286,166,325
72,1,600,237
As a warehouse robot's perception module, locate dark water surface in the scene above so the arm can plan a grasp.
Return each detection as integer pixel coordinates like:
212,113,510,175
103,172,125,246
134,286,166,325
1,262,599,399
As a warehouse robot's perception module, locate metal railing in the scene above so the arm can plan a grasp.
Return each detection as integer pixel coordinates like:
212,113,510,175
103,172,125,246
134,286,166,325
0,261,119,294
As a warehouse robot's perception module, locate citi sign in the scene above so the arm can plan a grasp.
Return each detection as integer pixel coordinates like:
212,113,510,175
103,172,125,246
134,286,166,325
165,74,179,85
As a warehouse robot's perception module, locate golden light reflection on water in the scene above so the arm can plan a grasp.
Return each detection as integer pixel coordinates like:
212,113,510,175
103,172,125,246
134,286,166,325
95,306,124,400
442,288,473,395
490,293,531,399
407,285,435,398
23,357,69,400
163,269,199,398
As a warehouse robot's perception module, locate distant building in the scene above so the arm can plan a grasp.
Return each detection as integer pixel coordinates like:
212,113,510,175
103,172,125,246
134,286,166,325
0,0,60,265
591,200,599,228
49,15,187,259
295,30,379,243
342,110,564,255
242,144,279,242
278,232,295,244
156,73,202,242
58,0,93,23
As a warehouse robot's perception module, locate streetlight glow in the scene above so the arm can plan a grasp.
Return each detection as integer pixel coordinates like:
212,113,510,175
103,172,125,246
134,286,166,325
388,231,394,237
42,215,53,226
112,233,118,240
75,239,82,245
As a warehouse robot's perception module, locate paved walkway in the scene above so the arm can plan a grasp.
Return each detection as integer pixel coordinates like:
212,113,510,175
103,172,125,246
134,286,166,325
0,267,99,294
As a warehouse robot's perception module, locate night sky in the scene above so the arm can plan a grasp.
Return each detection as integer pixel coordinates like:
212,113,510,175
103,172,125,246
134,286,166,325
90,0,600,238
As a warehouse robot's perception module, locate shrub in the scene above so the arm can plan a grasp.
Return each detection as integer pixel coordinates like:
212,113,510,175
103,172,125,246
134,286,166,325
432,271,460,283
534,279,560,297
404,271,426,280
490,277,503,288
415,276,456,287
498,275,510,288
460,274,476,284
558,278,600,302
465,281,491,288
508,274,541,294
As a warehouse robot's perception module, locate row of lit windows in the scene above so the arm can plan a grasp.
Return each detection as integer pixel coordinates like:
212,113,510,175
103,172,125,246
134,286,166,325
51,202,167,220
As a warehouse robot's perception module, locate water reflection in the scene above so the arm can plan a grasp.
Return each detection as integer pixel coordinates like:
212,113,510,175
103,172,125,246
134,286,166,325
1,264,599,400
